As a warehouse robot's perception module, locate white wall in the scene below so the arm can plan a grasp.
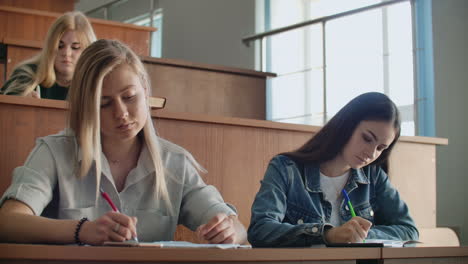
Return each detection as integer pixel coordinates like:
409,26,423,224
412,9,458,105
159,0,256,69
432,0,468,245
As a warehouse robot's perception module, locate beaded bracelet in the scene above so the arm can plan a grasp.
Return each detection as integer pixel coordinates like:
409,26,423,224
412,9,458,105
74,217,89,246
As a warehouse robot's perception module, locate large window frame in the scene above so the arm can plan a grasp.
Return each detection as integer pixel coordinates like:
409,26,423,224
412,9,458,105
247,0,434,136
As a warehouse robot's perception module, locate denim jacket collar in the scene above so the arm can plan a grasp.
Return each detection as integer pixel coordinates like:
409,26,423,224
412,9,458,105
303,163,370,193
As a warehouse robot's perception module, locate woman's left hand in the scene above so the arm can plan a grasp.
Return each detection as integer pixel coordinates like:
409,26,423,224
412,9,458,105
196,213,247,244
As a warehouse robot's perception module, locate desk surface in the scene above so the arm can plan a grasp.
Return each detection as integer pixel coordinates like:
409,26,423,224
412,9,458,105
382,245,468,258
0,243,380,263
1,244,468,264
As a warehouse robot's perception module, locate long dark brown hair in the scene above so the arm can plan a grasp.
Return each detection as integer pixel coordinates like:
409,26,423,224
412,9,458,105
283,92,401,170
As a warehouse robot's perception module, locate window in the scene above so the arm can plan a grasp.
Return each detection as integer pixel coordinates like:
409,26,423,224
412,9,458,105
83,0,163,58
127,10,163,58
262,0,417,136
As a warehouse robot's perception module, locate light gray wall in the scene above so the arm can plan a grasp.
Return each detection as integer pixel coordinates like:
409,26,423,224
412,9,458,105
76,0,256,69
432,0,468,245
76,0,157,23
159,0,256,69
75,0,115,13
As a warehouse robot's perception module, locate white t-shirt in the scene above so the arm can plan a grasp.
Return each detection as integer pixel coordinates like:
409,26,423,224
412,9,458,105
319,171,350,227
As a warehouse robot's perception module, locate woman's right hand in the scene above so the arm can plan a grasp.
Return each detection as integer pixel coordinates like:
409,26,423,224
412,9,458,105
324,216,372,243
26,91,40,98
79,211,137,245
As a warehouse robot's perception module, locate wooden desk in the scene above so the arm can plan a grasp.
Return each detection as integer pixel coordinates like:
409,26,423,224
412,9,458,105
143,56,274,119
0,5,274,120
0,243,380,264
0,42,273,119
1,244,467,264
382,246,468,264
0,5,155,60
0,95,448,241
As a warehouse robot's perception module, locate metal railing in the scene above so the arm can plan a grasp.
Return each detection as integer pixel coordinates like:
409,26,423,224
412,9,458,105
242,0,413,126
242,0,409,46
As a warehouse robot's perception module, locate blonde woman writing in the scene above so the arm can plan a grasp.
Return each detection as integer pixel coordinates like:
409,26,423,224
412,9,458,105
0,11,96,99
0,39,247,245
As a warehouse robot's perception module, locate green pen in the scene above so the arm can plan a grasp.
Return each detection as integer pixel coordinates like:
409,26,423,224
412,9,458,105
341,189,356,217
342,189,365,243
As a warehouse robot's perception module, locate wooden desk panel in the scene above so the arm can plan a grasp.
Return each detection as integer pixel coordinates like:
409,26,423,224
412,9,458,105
0,96,448,241
91,23,151,57
0,6,154,57
144,56,273,119
154,116,311,228
382,246,468,264
1,44,272,119
0,98,66,193
0,243,379,264
388,143,438,228
1,244,467,264
0,8,54,43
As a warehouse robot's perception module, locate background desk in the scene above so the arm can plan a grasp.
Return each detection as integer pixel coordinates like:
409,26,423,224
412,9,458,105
0,95,448,242
0,6,274,120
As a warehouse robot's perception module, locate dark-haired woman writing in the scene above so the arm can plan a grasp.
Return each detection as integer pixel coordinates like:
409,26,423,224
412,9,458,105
248,92,418,247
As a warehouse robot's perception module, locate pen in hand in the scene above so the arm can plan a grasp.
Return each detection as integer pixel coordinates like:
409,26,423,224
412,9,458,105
100,188,139,243
341,189,366,243
341,189,356,218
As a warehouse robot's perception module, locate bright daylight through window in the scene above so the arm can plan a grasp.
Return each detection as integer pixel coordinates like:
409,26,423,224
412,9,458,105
263,0,415,136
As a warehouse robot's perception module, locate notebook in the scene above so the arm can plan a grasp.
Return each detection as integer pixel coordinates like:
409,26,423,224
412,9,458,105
104,240,252,249
327,239,420,248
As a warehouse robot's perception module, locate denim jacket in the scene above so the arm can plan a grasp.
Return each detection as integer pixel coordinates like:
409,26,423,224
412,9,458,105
248,155,418,247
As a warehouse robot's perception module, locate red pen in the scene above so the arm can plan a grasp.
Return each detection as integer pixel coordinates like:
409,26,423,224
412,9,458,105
100,188,139,242
100,188,119,212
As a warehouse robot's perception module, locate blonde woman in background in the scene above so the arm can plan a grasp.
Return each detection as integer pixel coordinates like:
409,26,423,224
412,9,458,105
0,39,247,245
0,11,96,100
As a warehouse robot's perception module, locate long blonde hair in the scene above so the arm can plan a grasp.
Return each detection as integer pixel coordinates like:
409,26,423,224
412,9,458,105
68,39,180,211
3,11,96,96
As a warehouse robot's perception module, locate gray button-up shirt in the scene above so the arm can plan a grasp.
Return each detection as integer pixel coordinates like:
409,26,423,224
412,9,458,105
0,130,236,242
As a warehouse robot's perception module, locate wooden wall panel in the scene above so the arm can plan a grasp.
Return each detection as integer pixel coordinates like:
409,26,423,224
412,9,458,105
0,97,447,242
0,0,74,13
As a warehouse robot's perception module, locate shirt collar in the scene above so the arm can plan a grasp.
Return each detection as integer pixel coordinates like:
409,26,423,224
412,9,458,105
304,163,370,193
73,132,156,188
124,143,155,188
